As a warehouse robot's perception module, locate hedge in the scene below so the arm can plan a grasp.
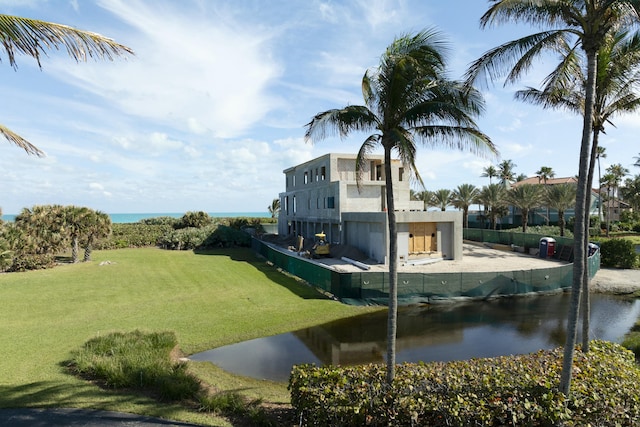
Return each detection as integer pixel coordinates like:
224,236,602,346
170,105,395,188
289,340,640,426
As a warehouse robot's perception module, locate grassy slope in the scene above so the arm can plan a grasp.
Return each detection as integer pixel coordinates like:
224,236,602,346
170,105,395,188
0,247,377,425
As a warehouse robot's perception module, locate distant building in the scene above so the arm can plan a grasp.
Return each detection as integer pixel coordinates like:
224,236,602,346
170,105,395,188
505,176,600,227
277,153,462,264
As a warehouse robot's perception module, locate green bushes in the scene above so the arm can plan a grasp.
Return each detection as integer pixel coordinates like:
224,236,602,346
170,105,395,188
158,226,216,250
69,330,276,424
598,238,638,268
69,330,201,401
95,223,174,249
289,341,640,426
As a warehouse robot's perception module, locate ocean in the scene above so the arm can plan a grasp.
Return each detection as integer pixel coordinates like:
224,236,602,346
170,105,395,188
1,212,271,224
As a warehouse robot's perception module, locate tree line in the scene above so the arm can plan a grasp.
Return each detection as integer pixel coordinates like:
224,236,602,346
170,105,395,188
412,181,578,235
414,155,640,237
0,205,111,271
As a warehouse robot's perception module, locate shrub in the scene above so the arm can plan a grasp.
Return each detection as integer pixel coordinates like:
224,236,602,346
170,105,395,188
599,238,638,268
199,225,251,248
158,226,216,250
175,211,212,229
69,330,201,402
289,341,640,426
95,223,174,249
139,216,180,226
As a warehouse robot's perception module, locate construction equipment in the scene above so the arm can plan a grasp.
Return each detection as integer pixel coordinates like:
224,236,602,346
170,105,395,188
312,231,330,258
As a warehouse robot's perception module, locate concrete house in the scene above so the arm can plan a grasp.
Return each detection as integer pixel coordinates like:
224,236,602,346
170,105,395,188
277,153,462,264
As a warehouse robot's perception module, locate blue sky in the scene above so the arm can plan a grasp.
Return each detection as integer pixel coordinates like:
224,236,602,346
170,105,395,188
0,0,637,214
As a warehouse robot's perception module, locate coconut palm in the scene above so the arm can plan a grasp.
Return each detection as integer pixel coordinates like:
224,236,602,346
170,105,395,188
536,166,555,184
634,152,640,167
597,146,607,222
605,163,630,232
546,184,578,236
621,174,640,211
516,30,640,354
497,159,517,187
0,15,133,155
477,183,507,230
481,165,498,184
305,29,495,384
601,172,617,236
507,184,543,233
452,183,479,228
466,0,640,396
268,198,281,218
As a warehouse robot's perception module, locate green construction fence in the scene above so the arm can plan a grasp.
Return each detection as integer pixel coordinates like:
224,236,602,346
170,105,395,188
251,231,599,305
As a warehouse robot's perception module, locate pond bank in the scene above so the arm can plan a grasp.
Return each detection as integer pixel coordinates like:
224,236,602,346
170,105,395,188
591,268,640,295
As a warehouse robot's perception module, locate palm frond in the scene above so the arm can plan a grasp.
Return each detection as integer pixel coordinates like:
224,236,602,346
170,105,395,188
465,30,571,87
304,106,379,143
0,124,44,156
412,125,497,159
0,14,134,68
355,134,382,190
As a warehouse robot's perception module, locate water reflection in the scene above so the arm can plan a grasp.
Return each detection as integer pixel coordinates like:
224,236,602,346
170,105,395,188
190,294,640,382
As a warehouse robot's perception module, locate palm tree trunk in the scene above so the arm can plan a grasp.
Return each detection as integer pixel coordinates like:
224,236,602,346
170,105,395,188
84,235,93,262
383,146,398,386
560,49,597,397
522,208,528,233
581,130,600,353
559,209,566,237
72,235,79,263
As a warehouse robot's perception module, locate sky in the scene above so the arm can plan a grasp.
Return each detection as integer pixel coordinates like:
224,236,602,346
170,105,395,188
0,0,637,214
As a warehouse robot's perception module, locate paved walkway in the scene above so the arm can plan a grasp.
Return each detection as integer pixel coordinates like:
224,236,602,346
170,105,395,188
0,408,202,426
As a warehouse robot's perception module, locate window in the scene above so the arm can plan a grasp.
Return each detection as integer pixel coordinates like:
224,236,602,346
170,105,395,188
293,175,296,186
304,172,308,184
293,196,297,213
327,196,335,209
285,196,289,214
399,167,404,181
321,166,326,180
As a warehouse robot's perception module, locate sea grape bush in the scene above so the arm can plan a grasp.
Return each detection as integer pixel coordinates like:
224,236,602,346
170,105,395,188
289,341,640,426
598,238,638,268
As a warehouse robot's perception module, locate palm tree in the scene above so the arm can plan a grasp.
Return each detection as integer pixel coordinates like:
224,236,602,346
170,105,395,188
535,166,556,224
517,31,640,355
481,165,498,184
597,146,607,223
63,205,91,263
83,211,111,262
601,172,616,236
413,189,435,211
477,184,507,230
497,159,516,187
0,15,133,155
536,166,555,184
452,183,479,228
545,183,578,236
605,163,630,232
466,0,640,396
634,152,640,167
621,174,640,211
507,184,543,233
304,29,496,384
268,198,281,218
432,189,452,211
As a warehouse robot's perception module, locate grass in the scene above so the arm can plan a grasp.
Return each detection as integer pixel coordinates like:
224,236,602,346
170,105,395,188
0,247,377,426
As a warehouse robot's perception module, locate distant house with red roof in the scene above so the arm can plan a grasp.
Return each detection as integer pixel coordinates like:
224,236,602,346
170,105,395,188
483,176,603,228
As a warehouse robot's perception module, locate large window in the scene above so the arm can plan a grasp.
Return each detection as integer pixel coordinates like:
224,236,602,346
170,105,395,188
327,196,335,209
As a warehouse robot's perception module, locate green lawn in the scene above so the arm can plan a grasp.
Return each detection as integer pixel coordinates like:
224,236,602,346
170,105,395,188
0,247,377,426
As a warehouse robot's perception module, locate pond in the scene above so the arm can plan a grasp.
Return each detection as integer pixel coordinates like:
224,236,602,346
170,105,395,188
190,294,640,382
